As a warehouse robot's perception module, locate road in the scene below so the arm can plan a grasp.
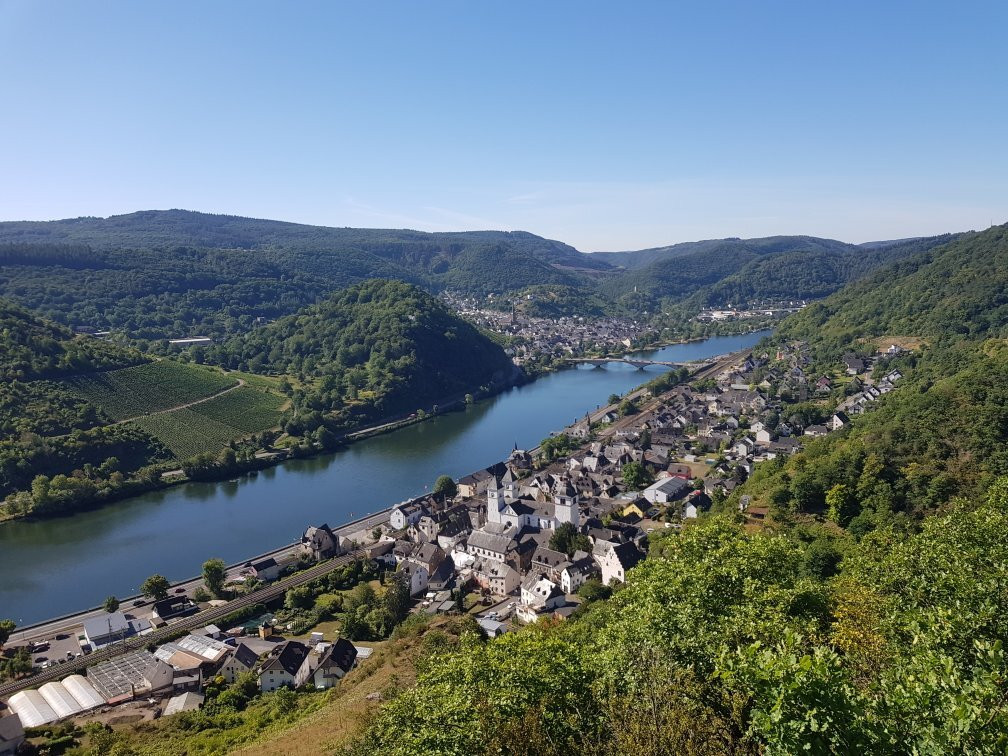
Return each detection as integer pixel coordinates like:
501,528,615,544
0,549,367,699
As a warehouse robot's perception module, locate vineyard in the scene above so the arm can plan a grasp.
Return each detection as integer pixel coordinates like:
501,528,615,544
68,361,236,421
126,385,285,459
194,386,285,433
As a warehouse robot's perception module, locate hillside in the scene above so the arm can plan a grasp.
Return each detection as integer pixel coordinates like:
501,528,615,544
777,226,1008,356
737,224,1008,528
0,212,960,339
0,299,290,516
208,279,517,426
0,211,609,339
597,234,957,308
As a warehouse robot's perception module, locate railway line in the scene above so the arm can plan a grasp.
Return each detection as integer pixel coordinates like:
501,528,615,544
0,550,364,699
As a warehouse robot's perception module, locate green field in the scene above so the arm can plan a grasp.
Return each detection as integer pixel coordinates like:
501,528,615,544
126,386,285,459
68,361,236,421
192,386,286,433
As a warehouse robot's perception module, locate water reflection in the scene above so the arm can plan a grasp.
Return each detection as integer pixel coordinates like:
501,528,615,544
0,330,769,624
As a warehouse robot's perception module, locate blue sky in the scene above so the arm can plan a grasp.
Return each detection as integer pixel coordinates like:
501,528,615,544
1,1,1005,250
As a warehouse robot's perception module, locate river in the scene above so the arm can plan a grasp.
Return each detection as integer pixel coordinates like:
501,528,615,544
0,330,770,625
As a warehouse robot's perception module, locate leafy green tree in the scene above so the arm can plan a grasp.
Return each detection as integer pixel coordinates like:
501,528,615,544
383,572,411,626
202,558,227,596
826,483,857,526
549,522,591,556
140,574,171,600
0,619,14,648
618,398,639,416
433,475,458,498
622,461,653,490
284,586,313,610
577,580,612,603
804,538,842,578
103,596,120,613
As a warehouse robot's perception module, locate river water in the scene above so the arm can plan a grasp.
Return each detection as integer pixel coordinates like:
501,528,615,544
0,331,769,625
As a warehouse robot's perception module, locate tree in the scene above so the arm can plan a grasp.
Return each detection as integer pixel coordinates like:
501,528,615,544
140,574,171,601
284,586,313,610
0,619,14,648
383,572,411,626
804,538,842,578
622,461,653,491
826,483,857,526
608,393,622,405
433,474,458,498
103,596,119,613
550,522,590,556
619,398,639,417
202,558,227,596
577,580,611,603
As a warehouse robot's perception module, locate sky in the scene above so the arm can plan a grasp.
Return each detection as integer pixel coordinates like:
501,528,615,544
1,1,1006,251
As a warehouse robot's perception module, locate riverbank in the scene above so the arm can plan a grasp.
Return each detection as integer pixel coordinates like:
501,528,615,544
0,370,530,527
4,341,757,644
0,331,770,625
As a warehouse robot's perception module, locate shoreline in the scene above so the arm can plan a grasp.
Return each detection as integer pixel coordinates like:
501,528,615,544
0,371,533,527
4,341,756,640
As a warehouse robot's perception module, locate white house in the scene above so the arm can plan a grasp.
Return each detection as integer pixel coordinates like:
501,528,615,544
593,540,644,585
295,638,357,689
399,561,429,596
517,574,566,622
258,641,309,693
220,643,260,684
390,501,425,530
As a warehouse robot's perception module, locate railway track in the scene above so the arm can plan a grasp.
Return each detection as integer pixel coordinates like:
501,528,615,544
0,550,364,699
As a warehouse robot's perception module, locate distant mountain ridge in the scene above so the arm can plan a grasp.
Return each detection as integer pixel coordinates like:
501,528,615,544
0,210,968,335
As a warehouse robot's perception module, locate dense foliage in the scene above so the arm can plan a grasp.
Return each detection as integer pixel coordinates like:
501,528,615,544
207,279,515,423
347,487,1008,754
0,211,607,338
740,224,1008,529
600,234,956,312
0,298,144,381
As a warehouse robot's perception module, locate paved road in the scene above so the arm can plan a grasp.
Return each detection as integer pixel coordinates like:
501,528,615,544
0,549,366,699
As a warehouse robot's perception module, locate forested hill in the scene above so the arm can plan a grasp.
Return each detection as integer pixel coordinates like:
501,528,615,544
777,225,1008,356
0,298,145,381
739,223,1008,526
596,233,958,307
0,210,608,338
0,210,607,270
207,279,516,423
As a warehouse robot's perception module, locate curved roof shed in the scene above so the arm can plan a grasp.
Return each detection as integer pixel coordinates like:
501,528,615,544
39,682,84,720
62,674,107,710
7,689,58,727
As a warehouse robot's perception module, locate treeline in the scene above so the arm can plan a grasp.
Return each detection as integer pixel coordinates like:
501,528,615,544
206,279,515,424
0,299,145,381
0,211,610,338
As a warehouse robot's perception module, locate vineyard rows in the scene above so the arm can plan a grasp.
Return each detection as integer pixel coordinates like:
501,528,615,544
127,386,285,459
68,361,235,421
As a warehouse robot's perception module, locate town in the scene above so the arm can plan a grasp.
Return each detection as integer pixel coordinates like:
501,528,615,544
443,293,652,364
0,341,905,751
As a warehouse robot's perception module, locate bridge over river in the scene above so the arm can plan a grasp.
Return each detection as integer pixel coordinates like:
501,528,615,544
564,356,705,370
